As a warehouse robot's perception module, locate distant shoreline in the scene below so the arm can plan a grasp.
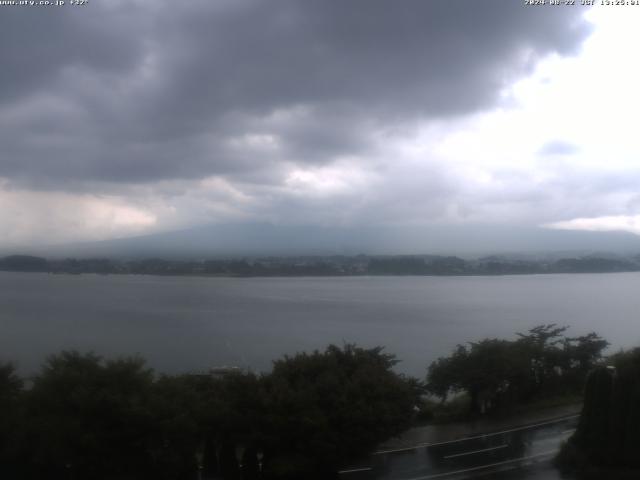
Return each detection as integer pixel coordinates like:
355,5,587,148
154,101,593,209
2,253,640,277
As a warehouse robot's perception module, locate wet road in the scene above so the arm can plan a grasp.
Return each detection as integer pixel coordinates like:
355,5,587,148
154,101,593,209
340,415,578,480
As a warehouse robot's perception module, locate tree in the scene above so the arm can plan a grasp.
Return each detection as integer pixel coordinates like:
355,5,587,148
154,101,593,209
427,325,609,415
563,332,610,376
559,348,640,473
203,371,267,479
2,346,423,480
23,351,159,480
0,363,23,477
146,374,203,479
427,340,522,414
262,344,420,479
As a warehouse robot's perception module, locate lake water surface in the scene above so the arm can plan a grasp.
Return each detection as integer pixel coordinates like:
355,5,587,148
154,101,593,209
1,271,638,377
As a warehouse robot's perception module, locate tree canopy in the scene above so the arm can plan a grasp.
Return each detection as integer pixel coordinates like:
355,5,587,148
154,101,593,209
0,345,419,479
263,344,420,477
426,325,608,414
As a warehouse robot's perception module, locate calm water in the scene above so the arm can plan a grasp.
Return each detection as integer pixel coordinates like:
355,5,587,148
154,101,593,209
1,271,639,377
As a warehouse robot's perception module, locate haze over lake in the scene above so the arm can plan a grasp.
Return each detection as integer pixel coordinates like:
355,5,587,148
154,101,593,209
2,271,637,378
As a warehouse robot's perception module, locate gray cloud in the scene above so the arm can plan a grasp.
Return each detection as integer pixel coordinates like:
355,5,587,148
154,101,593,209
0,4,145,104
0,0,592,189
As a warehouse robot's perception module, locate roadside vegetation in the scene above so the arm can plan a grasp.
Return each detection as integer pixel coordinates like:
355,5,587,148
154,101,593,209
426,324,608,417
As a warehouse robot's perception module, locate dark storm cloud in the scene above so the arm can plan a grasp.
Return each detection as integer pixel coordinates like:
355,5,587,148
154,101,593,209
0,4,144,103
0,0,593,187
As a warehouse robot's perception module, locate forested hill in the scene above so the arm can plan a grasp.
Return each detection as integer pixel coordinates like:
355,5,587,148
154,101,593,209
2,253,640,276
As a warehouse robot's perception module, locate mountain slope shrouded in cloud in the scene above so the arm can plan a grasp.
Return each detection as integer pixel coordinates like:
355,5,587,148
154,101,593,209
21,222,640,260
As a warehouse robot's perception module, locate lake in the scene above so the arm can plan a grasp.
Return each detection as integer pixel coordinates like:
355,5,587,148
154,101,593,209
1,271,638,377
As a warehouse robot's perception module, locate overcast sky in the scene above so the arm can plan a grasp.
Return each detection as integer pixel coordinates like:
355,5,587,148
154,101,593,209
3,1,640,249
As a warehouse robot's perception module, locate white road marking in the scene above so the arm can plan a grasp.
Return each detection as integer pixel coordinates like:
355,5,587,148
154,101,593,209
404,449,557,480
338,466,373,474
443,444,508,460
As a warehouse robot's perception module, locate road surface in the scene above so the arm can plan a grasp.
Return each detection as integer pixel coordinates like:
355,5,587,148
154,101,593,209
340,415,578,480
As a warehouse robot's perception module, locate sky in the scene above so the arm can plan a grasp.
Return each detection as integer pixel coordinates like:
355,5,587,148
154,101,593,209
2,0,640,251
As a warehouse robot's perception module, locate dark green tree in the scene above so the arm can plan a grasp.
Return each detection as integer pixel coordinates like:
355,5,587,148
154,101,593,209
427,325,609,415
262,344,419,479
0,363,23,477
563,332,610,377
0,345,426,480
23,351,159,480
427,339,523,414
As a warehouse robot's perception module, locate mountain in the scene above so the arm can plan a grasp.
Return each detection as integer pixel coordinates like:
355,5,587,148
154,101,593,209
15,222,640,259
